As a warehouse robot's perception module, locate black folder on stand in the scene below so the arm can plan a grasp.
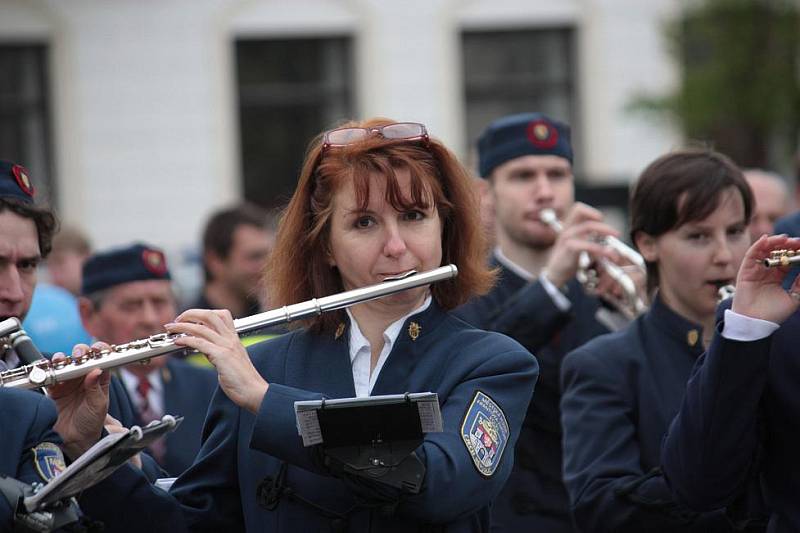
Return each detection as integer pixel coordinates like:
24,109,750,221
295,393,442,494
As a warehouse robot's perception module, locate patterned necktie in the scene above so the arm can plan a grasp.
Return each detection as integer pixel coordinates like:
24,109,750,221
135,375,166,464
136,377,152,415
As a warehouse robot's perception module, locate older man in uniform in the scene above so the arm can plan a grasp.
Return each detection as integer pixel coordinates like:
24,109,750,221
79,243,217,476
455,113,632,532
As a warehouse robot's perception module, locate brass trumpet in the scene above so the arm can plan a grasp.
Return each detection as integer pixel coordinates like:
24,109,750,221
763,249,800,268
540,209,647,320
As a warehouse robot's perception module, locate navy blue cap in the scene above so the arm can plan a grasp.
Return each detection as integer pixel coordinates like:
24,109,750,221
0,160,36,203
81,243,171,295
477,112,573,178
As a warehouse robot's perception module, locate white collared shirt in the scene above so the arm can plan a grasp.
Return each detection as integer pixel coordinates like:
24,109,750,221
347,295,432,397
120,367,165,419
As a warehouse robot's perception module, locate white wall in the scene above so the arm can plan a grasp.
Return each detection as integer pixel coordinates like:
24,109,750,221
578,0,681,182
0,0,683,253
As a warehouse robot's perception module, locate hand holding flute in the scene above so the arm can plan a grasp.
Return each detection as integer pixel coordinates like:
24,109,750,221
166,309,267,414
732,234,800,325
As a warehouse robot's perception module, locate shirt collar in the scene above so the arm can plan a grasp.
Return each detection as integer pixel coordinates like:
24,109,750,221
346,294,433,362
120,367,163,395
493,246,535,282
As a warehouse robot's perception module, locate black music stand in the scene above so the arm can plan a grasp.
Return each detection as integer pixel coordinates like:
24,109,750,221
295,393,442,494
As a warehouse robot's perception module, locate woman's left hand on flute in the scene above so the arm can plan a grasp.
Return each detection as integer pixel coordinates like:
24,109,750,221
49,342,112,460
166,309,268,414
732,233,800,324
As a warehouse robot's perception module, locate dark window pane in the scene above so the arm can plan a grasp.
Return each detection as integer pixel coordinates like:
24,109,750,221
236,37,353,209
0,44,54,202
462,28,577,170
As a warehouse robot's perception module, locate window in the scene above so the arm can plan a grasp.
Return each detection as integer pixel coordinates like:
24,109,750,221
462,28,577,170
0,44,53,200
235,37,354,208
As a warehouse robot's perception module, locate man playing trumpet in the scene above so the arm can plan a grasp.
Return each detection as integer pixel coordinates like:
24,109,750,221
455,112,644,532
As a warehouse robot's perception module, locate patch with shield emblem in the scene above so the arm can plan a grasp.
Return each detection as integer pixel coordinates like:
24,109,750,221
461,390,509,477
31,442,66,482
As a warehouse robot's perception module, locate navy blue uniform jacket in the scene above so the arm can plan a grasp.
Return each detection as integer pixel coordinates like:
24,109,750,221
455,254,610,532
561,296,744,532
662,308,800,532
0,388,63,529
121,358,217,476
78,302,538,532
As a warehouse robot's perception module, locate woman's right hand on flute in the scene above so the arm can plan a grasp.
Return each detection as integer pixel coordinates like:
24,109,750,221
732,234,800,325
166,309,269,415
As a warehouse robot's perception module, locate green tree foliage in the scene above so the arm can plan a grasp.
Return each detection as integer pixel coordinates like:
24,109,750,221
633,0,800,169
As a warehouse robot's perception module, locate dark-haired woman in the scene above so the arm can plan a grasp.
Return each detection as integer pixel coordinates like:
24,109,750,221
559,148,764,532
78,120,538,533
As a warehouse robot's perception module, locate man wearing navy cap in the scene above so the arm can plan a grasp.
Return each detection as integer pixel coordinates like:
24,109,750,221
0,160,56,368
79,243,217,476
0,161,152,528
0,161,167,481
455,114,627,532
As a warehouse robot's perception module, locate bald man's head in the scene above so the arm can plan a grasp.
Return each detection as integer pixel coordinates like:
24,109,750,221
745,169,790,240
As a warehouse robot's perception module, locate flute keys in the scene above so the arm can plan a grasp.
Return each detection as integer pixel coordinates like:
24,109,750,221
29,365,48,385
764,249,800,268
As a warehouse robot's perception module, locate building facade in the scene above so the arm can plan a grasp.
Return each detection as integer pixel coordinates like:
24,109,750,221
0,0,680,253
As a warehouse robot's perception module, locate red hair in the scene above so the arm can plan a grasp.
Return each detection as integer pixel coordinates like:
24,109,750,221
267,118,494,333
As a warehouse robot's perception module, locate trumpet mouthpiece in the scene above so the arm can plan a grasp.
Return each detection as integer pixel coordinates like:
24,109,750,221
539,209,562,232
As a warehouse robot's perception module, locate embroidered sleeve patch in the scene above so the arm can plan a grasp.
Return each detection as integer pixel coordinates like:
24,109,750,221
460,391,509,477
31,442,66,482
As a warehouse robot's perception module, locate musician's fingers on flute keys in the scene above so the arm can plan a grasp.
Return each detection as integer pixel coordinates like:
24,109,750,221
731,234,800,324
166,309,246,363
172,309,236,336
168,309,267,414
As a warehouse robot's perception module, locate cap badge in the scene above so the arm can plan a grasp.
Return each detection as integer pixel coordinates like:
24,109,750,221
141,249,168,276
408,321,421,341
334,322,346,340
526,119,559,149
687,329,699,347
11,164,35,197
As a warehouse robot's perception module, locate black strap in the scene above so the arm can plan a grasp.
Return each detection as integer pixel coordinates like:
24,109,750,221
256,462,409,532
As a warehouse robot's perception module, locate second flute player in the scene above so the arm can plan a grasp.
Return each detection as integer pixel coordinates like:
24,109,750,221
69,119,539,532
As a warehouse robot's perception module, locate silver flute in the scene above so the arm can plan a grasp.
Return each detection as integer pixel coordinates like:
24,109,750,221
0,265,458,390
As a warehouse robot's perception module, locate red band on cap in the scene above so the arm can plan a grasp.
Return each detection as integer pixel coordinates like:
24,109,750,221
11,165,35,197
526,120,559,150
